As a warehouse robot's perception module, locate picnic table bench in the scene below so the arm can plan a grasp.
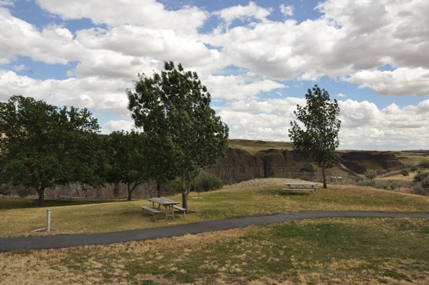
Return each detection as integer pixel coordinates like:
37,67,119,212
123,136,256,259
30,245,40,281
283,182,318,196
141,197,186,221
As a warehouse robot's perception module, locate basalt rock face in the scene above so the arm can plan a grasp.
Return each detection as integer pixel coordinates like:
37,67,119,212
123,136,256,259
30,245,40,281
339,151,403,174
208,148,404,184
207,148,313,184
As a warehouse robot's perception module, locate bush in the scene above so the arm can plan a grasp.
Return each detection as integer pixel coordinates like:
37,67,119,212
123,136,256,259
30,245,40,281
375,181,389,190
16,185,33,198
364,170,377,180
167,178,182,195
413,171,429,182
418,159,429,169
192,170,223,191
400,169,409,176
357,180,376,187
389,180,397,190
422,177,429,190
412,183,429,196
410,165,418,172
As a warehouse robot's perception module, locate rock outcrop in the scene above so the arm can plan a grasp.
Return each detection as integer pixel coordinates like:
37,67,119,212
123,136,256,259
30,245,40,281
207,148,404,184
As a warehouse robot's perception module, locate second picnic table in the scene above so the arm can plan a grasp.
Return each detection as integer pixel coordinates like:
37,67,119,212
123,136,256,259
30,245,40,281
283,182,318,196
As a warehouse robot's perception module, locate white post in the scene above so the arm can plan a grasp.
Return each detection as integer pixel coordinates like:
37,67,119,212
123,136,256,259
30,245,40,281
46,209,51,232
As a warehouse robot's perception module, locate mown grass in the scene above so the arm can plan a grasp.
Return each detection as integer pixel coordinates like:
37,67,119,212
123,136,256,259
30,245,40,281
1,218,429,284
1,184,429,238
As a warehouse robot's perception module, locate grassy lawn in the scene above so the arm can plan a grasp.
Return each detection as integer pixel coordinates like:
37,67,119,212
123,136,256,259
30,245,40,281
1,184,429,284
1,184,429,238
1,218,429,284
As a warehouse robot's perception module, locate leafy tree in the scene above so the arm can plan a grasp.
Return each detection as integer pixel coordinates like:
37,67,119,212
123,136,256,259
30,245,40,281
364,170,377,180
105,130,149,201
289,85,341,188
0,95,105,206
127,61,229,209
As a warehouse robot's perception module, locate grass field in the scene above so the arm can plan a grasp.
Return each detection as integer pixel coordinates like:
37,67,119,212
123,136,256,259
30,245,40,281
1,184,429,284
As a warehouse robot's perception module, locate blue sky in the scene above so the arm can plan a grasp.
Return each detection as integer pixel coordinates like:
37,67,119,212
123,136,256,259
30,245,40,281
1,0,428,150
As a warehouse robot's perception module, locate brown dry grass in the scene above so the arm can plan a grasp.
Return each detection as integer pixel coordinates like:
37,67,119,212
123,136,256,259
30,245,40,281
1,180,429,238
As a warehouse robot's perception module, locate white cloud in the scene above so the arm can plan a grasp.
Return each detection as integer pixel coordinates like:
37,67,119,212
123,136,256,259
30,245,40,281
36,0,208,34
216,1,272,25
348,67,429,96
102,120,135,134
280,4,293,17
0,70,133,115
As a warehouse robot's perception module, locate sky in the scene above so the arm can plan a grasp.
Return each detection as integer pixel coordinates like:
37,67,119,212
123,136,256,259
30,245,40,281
0,0,428,151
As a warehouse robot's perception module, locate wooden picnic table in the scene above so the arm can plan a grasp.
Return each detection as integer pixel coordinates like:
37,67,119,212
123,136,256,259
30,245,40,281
142,197,186,221
283,182,318,196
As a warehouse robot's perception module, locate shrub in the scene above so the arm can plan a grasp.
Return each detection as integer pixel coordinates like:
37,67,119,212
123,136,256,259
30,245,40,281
412,183,429,196
375,181,389,190
16,185,33,198
413,171,429,182
400,169,409,176
192,170,223,191
418,159,429,169
364,170,377,180
422,177,429,190
167,178,182,195
410,165,418,172
389,180,397,190
357,180,375,187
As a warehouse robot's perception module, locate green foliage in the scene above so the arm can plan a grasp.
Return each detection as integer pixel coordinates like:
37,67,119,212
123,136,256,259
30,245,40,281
364,170,377,180
0,186,10,196
413,171,429,182
410,165,418,172
400,169,409,176
167,178,182,195
105,130,149,200
16,185,33,198
412,184,428,196
191,170,223,191
418,159,429,169
127,61,229,208
357,180,376,187
0,95,104,206
389,180,397,190
289,85,341,188
421,177,429,190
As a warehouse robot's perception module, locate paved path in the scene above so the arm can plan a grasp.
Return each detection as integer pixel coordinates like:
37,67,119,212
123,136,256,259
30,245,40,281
1,211,429,252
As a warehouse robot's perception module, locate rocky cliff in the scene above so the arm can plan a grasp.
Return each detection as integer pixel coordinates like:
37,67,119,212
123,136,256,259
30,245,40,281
207,148,404,184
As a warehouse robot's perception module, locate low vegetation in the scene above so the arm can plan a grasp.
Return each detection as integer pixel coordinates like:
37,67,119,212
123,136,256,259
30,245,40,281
1,184,429,238
2,181,429,284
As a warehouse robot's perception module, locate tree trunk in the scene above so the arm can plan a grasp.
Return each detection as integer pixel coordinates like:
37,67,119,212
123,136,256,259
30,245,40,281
127,184,133,201
180,177,188,210
322,165,327,189
37,187,45,207
157,183,161,197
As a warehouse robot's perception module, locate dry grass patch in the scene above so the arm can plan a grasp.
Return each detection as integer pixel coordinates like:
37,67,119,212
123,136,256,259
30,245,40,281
2,218,429,284
1,183,429,238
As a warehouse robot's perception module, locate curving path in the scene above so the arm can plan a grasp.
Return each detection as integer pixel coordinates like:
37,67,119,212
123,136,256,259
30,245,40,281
1,211,429,252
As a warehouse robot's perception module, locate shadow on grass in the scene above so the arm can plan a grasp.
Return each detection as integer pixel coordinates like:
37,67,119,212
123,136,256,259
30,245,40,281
0,198,126,210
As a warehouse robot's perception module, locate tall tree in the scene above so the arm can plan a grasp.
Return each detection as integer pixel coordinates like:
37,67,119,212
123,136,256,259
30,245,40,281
105,130,149,201
127,61,229,209
0,95,105,206
289,85,341,188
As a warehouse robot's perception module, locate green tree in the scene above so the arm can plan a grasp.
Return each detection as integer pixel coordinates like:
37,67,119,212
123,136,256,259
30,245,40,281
105,130,149,201
289,85,341,189
127,61,229,209
364,170,377,180
0,95,104,206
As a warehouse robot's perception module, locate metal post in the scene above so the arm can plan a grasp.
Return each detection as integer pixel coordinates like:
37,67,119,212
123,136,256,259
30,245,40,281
46,209,51,232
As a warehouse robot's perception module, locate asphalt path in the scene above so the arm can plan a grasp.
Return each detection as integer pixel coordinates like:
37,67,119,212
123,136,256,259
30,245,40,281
1,211,429,252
